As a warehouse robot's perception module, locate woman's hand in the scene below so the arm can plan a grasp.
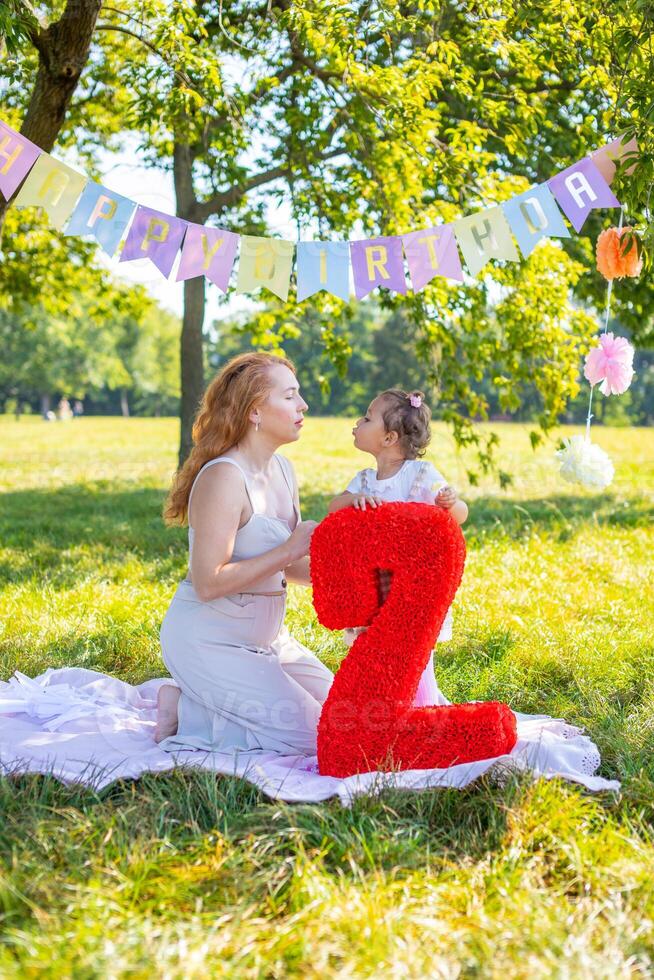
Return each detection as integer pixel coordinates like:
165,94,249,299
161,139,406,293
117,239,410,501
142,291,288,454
285,520,319,562
352,494,383,510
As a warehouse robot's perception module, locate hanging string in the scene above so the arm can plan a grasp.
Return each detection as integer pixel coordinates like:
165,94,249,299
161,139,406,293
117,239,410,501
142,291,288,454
585,205,625,439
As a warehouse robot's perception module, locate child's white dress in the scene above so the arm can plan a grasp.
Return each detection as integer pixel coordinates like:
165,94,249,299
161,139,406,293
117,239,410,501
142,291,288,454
344,458,453,707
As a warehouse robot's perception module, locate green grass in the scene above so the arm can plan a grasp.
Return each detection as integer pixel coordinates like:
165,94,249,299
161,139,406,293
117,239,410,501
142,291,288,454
0,415,653,977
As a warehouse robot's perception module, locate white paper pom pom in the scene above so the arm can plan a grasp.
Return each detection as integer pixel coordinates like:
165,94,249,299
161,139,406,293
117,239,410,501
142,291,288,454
555,435,614,489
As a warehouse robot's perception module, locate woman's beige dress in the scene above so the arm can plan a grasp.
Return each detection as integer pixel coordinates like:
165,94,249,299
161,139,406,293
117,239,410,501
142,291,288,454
159,455,334,756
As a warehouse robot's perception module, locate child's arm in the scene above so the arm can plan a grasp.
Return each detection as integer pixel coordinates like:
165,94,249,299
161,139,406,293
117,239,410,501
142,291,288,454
328,492,357,513
328,470,383,513
435,485,468,525
328,492,383,513
411,463,468,525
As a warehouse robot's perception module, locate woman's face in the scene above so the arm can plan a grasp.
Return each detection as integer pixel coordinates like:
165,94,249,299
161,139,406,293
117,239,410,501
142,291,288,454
257,363,308,443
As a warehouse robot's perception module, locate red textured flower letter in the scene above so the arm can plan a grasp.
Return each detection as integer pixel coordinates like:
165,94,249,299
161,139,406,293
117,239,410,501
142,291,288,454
311,503,517,778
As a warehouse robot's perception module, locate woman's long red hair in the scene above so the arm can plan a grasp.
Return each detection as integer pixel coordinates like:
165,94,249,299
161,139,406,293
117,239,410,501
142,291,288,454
164,352,295,525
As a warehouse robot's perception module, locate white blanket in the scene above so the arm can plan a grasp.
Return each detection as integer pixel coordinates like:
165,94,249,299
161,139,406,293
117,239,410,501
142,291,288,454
0,668,620,804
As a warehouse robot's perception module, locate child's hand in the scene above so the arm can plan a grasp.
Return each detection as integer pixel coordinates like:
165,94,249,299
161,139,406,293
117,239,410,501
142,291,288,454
352,494,383,510
435,485,458,509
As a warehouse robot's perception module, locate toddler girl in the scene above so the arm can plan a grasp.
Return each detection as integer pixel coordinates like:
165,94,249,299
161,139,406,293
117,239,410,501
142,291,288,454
327,388,468,707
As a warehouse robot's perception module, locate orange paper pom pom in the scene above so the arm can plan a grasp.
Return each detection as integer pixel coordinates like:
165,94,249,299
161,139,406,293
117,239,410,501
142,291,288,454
596,226,642,281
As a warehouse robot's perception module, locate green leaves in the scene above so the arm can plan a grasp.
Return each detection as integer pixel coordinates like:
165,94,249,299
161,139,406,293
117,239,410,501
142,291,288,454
0,207,179,405
3,0,653,472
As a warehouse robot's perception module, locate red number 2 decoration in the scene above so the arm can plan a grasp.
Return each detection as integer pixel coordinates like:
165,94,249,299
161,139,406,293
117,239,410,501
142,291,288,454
310,503,517,778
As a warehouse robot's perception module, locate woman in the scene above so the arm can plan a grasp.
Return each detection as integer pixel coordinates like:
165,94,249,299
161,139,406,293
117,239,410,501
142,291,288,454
0,350,620,798
155,352,334,754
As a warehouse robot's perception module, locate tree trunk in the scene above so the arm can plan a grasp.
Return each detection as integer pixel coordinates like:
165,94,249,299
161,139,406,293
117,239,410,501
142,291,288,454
40,392,51,416
120,388,129,417
0,0,103,235
173,139,206,468
178,276,206,466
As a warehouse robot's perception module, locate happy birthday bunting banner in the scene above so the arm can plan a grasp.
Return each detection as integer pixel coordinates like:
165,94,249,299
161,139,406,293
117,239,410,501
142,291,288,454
119,205,187,278
591,137,639,185
350,236,406,299
502,184,570,258
296,241,350,302
402,224,463,290
454,205,520,276
0,118,637,302
176,224,239,291
13,153,87,230
64,182,136,256
548,158,620,233
236,236,295,301
0,122,41,201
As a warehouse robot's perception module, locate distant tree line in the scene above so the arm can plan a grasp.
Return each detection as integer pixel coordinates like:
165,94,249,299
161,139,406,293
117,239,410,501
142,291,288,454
209,305,654,427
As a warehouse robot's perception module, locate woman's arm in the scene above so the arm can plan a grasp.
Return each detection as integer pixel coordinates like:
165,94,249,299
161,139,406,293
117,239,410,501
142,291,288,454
190,464,313,601
283,459,313,586
285,556,312,586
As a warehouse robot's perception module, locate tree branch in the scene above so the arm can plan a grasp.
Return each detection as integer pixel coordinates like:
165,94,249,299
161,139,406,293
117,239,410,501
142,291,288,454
194,147,346,223
95,23,173,64
194,164,291,222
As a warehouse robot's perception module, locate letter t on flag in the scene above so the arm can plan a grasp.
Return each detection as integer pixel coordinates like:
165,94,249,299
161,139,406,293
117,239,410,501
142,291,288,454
402,225,463,291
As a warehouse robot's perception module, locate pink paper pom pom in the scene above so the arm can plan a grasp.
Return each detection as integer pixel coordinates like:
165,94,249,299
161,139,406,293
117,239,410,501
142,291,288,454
584,332,635,396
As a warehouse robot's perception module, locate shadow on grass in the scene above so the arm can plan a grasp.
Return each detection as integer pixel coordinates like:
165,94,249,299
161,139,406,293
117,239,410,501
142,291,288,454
0,483,641,843
1,483,650,588
0,484,186,586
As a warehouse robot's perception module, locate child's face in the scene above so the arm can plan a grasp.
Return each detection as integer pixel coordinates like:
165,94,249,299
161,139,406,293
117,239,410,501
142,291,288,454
352,397,396,454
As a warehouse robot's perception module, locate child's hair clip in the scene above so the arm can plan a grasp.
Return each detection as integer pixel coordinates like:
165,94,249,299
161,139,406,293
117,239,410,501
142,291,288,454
408,393,422,408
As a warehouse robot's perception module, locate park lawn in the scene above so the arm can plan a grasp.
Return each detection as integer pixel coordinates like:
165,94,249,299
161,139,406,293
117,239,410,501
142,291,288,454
0,414,653,977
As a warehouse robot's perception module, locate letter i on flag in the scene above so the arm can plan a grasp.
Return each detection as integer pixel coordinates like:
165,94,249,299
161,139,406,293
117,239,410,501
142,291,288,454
350,236,406,299
119,205,187,278
0,121,41,200
296,241,350,301
64,182,136,256
176,224,239,291
13,153,87,230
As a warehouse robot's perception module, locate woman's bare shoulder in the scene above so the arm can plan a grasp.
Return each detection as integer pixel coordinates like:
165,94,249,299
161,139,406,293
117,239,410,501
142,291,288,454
189,459,247,523
195,458,245,486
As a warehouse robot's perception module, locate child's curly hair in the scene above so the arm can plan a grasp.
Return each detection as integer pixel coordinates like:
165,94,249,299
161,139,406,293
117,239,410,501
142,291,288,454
379,388,432,459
